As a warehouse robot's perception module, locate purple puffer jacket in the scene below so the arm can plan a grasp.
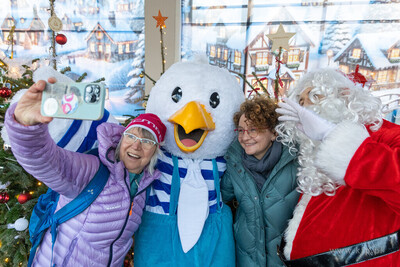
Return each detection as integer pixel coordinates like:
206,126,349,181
5,103,160,267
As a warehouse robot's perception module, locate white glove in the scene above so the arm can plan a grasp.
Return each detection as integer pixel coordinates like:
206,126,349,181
277,97,336,141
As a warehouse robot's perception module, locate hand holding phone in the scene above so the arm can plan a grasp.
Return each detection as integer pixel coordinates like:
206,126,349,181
41,82,106,121
14,79,55,126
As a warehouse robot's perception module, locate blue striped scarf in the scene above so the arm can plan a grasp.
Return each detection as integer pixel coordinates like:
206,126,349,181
145,150,226,215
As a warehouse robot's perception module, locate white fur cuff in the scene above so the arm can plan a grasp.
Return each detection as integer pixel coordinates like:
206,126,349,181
315,121,369,184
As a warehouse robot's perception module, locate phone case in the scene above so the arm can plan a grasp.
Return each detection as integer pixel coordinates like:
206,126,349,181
41,82,106,120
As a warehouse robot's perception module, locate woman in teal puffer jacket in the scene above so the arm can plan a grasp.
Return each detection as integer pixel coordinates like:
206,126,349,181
221,96,299,267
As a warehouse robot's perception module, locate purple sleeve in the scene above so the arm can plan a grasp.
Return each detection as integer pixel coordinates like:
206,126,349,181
4,103,100,199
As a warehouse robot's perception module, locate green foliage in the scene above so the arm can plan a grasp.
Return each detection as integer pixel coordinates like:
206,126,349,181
0,136,48,267
0,59,48,267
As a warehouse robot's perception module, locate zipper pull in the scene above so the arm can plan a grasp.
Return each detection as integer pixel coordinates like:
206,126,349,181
129,201,133,216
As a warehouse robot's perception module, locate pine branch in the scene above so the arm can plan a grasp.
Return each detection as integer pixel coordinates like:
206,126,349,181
251,71,269,97
91,77,105,83
76,72,87,82
60,66,71,74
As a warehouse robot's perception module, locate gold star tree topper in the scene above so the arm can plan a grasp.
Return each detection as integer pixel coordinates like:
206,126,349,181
266,24,295,52
153,10,168,29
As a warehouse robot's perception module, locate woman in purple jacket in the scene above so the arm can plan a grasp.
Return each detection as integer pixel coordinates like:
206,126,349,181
4,78,166,267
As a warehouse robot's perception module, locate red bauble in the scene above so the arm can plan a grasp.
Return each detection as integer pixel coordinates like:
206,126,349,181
0,87,12,98
17,192,32,204
0,192,10,204
56,34,67,45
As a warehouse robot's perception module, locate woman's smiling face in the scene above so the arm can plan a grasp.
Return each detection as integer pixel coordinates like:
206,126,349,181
237,114,276,160
119,127,157,174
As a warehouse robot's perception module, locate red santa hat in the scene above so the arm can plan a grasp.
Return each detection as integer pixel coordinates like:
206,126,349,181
124,113,166,143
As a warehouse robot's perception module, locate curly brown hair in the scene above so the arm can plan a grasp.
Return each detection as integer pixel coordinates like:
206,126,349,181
233,95,279,132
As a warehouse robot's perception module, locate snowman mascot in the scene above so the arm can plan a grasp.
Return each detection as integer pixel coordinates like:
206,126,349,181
1,66,119,152
134,58,244,266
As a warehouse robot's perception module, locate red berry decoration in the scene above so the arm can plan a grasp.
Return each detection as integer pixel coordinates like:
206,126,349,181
0,192,10,204
0,87,12,98
17,192,32,204
56,33,67,45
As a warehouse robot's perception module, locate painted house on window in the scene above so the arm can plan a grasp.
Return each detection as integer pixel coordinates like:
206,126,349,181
244,21,315,98
1,9,45,48
75,0,100,15
116,0,135,13
334,32,400,91
85,11,137,62
206,20,245,78
61,12,85,32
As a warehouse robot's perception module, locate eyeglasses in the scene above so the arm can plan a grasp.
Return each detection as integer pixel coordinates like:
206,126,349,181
234,128,265,138
123,132,158,149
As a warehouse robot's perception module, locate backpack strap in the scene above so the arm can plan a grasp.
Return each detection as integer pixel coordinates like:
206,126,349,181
28,152,109,267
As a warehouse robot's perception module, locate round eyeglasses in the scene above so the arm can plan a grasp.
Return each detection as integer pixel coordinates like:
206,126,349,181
234,128,265,138
123,132,158,149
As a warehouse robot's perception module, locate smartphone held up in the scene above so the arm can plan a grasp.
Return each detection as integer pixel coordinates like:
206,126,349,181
41,82,106,120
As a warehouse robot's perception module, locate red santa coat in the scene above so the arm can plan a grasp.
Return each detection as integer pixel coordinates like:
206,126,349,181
284,120,400,266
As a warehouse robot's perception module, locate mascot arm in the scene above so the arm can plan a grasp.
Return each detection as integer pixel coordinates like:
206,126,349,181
5,103,99,199
221,171,235,202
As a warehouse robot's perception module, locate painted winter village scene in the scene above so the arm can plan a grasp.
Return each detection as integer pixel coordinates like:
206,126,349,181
0,0,145,120
0,0,400,266
182,0,400,123
0,0,399,120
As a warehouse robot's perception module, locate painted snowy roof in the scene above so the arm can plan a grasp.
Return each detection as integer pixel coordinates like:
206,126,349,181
86,18,136,43
334,32,400,69
226,30,246,49
267,65,296,80
2,12,41,30
246,6,316,49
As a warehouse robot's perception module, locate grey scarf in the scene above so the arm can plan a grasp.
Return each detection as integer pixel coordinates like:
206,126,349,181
241,141,282,191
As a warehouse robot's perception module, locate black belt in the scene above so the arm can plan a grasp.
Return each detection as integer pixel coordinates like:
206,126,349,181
277,230,400,267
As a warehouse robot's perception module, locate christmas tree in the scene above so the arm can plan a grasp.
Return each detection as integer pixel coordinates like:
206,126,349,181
0,55,49,266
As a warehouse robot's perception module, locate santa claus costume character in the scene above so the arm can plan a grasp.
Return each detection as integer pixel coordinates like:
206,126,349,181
275,68,400,266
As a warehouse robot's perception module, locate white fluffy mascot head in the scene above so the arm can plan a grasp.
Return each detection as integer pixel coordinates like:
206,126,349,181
146,59,244,159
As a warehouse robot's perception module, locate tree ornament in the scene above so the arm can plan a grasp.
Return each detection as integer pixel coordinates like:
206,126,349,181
153,10,168,74
7,218,29,231
17,192,32,204
0,191,10,203
0,86,12,98
56,34,67,45
266,24,295,52
48,15,63,32
153,10,168,29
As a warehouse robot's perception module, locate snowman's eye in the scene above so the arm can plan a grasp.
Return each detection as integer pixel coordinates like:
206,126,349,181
171,87,182,103
209,92,220,108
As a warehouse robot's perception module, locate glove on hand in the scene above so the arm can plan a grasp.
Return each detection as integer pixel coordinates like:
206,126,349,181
276,97,336,141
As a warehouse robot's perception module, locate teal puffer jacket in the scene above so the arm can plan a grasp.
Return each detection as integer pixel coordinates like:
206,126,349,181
221,140,299,267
